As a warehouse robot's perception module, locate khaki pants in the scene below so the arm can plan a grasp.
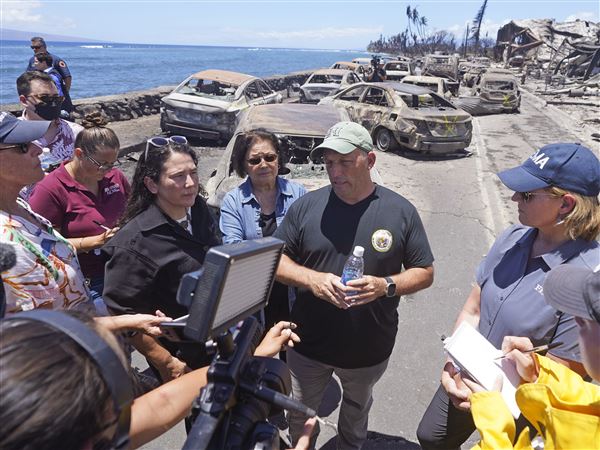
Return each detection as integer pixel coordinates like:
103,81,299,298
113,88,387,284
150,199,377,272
287,349,389,450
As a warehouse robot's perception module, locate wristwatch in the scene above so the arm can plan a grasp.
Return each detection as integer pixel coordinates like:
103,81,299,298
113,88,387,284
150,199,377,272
384,276,396,297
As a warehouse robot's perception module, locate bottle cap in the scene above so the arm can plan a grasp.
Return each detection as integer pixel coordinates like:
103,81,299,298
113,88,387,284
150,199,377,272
353,246,364,257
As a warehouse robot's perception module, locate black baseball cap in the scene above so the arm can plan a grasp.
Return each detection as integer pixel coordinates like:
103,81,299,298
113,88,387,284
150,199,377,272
0,112,50,144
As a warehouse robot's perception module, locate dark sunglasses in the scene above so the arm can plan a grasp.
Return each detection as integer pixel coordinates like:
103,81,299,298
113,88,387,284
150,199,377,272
247,154,278,165
0,143,29,154
517,191,557,202
144,135,188,161
30,45,43,50
27,94,64,105
85,152,121,170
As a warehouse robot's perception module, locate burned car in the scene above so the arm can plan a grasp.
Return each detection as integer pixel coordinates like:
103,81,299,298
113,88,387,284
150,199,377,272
299,69,361,103
320,82,472,153
160,69,282,142
423,54,459,81
205,103,382,210
330,61,360,71
383,60,414,81
472,70,521,112
401,75,452,98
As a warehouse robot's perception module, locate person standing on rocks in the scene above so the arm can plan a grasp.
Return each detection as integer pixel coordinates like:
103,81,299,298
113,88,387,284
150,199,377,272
26,37,73,115
273,121,435,449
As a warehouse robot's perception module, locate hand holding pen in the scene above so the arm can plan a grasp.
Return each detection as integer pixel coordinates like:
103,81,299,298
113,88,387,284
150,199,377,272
497,336,563,383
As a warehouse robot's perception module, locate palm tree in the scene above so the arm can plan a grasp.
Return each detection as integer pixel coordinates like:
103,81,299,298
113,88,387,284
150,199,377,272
471,0,488,49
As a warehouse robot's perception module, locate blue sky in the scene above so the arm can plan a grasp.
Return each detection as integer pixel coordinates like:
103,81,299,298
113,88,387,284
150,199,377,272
2,0,598,49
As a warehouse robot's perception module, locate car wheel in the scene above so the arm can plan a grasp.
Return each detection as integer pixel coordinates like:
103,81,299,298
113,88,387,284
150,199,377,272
375,128,397,152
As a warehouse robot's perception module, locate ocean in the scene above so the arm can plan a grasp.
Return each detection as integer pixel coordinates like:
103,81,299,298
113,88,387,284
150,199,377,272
0,40,369,105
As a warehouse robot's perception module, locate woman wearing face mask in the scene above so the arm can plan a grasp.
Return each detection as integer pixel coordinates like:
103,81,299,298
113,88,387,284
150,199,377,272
16,71,82,172
28,113,129,316
102,136,221,381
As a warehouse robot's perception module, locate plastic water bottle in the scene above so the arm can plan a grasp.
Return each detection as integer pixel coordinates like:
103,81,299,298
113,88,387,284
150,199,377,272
39,147,61,173
341,246,364,289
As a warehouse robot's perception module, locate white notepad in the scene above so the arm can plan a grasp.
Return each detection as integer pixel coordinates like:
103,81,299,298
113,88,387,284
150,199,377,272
443,321,522,418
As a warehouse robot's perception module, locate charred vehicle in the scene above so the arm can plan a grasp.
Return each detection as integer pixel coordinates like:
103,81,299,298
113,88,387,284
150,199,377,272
472,70,521,112
383,60,414,81
320,82,472,153
401,75,452,97
205,103,383,210
299,69,361,103
330,61,360,72
160,69,282,141
423,54,459,81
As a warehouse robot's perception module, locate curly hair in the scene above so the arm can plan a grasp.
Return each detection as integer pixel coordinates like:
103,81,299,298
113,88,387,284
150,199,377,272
120,141,200,225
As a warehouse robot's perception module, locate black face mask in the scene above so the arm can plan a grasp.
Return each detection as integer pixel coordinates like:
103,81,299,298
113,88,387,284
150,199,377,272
34,100,63,120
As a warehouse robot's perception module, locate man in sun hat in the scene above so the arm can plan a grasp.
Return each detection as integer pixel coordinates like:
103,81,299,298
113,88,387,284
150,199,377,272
274,121,434,449
464,265,600,449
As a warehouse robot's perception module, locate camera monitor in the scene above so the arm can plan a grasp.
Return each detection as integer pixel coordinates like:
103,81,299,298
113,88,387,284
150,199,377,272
183,237,284,343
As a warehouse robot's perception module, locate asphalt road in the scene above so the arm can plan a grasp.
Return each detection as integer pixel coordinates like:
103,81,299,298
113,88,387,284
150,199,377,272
136,91,591,449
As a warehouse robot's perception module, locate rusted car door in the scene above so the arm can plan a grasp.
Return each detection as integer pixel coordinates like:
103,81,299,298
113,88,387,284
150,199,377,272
257,80,280,104
354,86,389,132
332,85,368,121
244,81,267,107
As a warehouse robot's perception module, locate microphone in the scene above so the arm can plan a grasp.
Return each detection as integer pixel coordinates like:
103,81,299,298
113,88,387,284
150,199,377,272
0,243,17,318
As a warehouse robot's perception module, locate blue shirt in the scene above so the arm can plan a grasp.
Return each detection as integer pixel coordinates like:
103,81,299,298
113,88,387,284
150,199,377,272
476,224,599,362
219,176,306,244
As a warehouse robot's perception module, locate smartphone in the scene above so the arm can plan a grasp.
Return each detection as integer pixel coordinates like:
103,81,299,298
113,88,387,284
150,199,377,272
159,314,190,342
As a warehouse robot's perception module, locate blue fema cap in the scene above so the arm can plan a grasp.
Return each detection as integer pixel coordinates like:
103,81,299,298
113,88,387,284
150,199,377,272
497,143,600,197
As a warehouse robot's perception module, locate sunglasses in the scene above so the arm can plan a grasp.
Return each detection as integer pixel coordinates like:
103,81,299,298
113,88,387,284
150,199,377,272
144,135,188,161
30,45,43,50
27,94,64,106
517,191,557,202
84,152,121,170
247,154,278,165
0,143,29,154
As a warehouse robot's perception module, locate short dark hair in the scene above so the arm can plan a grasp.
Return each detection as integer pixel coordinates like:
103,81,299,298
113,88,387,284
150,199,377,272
30,37,46,47
16,71,55,97
0,312,118,450
35,52,53,67
231,130,281,178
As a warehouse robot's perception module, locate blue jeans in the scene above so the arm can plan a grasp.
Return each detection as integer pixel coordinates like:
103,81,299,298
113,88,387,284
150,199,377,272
88,277,109,316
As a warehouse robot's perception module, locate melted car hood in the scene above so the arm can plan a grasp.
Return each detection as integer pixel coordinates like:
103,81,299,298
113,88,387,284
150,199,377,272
162,92,235,112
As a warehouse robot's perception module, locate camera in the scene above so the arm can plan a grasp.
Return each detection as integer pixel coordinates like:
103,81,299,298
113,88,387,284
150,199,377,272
161,237,316,449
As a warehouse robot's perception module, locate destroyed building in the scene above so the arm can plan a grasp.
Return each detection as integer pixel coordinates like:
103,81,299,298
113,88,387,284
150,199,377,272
495,19,600,80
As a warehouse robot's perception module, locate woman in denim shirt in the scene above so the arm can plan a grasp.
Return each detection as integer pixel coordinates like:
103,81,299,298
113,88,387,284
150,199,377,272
220,130,306,330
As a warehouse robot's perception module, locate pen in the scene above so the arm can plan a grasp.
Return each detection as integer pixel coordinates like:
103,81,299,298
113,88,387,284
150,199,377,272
92,220,111,232
494,341,563,360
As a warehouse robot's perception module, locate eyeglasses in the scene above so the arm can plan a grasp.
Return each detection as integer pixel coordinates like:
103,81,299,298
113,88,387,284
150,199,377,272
27,94,64,106
0,143,29,154
247,154,278,165
84,152,121,170
517,191,558,202
30,45,43,50
144,135,188,161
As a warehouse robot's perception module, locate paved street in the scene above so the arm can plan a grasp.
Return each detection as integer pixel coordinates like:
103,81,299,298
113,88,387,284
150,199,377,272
137,91,592,449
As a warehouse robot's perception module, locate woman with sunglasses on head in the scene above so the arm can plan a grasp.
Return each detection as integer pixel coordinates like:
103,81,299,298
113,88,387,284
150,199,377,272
220,131,306,331
28,112,129,315
417,143,600,450
102,135,221,381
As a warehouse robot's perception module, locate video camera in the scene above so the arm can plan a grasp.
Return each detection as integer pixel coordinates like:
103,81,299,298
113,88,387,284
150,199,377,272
161,237,317,449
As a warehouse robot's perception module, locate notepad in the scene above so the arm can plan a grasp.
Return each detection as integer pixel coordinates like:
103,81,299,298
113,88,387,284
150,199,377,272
443,321,522,418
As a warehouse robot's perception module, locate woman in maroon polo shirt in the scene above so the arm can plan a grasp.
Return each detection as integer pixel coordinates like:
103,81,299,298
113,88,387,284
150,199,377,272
29,113,129,315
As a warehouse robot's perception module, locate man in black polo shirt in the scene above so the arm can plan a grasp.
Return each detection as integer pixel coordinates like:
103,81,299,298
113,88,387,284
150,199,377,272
274,122,434,449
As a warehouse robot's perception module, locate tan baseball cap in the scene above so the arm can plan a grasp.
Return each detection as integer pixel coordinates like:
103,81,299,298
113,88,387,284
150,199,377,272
310,121,374,161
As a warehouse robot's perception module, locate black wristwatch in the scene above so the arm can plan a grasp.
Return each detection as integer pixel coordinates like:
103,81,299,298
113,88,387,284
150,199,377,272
384,276,396,297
